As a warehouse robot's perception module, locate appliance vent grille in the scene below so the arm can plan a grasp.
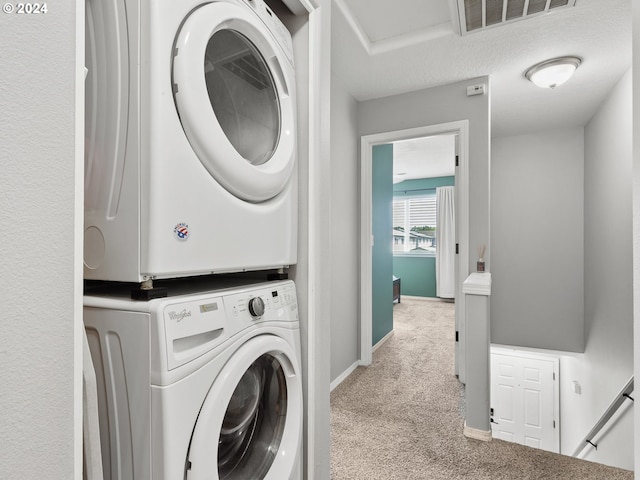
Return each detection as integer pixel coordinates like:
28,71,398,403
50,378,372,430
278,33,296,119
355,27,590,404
456,0,577,35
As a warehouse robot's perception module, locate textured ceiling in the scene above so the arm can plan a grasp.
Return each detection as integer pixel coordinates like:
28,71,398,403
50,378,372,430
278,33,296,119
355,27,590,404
332,0,631,137
343,0,452,42
393,134,456,180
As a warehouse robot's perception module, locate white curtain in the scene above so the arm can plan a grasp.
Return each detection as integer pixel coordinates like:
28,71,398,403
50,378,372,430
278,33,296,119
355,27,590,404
436,186,455,299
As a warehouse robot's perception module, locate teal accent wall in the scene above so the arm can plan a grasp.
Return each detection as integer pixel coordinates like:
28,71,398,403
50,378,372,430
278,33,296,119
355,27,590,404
393,256,436,297
393,176,455,196
372,144,394,346
392,176,455,298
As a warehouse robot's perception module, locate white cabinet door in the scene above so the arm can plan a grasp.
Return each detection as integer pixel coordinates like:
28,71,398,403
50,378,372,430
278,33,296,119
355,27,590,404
490,351,559,453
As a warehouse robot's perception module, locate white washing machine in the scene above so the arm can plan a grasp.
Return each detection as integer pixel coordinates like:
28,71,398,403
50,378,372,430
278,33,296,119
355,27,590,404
84,279,302,479
84,0,298,283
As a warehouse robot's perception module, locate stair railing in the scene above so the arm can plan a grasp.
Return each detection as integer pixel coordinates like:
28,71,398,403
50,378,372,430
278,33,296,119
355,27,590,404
571,376,634,457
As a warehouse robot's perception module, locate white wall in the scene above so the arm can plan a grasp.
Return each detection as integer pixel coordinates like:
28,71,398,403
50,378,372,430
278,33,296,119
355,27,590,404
491,128,585,352
633,1,640,474
566,69,633,469
0,3,83,479
330,73,360,383
276,1,332,477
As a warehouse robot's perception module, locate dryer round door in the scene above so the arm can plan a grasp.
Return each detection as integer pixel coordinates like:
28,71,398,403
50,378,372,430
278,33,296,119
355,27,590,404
173,2,296,203
186,335,302,480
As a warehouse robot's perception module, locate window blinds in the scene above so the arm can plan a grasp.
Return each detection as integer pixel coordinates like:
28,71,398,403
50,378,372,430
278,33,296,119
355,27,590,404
393,194,436,229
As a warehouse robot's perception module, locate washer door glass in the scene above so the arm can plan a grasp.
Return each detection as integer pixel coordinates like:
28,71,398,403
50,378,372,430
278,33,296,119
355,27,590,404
186,335,302,480
218,355,287,479
173,3,296,203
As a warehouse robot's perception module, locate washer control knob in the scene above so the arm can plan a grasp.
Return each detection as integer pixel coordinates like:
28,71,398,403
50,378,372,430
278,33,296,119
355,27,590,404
248,297,265,317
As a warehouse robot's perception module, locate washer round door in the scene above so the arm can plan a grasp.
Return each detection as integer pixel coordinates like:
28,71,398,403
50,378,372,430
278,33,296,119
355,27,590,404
186,335,302,480
173,2,296,203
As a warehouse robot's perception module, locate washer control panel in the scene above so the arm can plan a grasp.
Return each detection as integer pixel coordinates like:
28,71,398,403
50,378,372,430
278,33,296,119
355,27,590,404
224,280,298,323
161,280,297,371
248,296,265,317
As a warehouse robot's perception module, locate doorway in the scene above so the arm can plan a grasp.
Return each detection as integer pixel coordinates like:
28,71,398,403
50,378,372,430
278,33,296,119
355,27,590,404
360,120,469,381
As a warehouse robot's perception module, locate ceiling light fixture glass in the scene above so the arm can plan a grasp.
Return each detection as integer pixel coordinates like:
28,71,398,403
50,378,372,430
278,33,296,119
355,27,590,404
524,56,582,89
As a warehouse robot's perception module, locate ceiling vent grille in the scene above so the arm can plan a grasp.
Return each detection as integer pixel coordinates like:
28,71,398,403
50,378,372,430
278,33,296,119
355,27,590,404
455,0,577,35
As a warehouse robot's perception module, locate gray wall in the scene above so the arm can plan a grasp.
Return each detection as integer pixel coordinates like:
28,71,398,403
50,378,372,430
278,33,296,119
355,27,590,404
490,71,634,469
358,77,491,274
0,3,81,478
328,78,491,384
491,128,585,352
566,70,633,468
330,72,360,382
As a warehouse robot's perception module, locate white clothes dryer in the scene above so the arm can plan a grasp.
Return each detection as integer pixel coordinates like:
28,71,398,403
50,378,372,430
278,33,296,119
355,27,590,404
84,279,302,480
84,0,298,283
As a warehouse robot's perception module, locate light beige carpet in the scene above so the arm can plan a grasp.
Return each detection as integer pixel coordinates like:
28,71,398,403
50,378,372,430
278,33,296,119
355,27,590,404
330,296,633,479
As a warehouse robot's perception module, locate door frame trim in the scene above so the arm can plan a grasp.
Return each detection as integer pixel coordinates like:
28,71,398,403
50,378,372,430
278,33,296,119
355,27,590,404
359,120,469,367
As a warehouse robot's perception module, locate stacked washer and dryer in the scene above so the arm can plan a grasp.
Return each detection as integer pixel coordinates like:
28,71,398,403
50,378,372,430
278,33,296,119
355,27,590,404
83,0,302,479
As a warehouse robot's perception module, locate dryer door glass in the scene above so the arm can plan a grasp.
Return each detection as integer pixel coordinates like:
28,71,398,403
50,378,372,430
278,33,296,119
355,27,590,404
204,30,280,167
173,2,297,202
218,354,287,479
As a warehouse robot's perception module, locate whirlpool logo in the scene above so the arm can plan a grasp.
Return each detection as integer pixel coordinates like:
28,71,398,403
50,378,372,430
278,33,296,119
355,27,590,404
168,309,192,322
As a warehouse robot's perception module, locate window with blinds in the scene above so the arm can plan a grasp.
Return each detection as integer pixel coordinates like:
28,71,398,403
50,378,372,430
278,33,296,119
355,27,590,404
392,193,437,254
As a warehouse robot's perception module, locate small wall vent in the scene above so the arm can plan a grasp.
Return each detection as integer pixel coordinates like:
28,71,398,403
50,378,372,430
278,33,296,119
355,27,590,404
454,0,577,35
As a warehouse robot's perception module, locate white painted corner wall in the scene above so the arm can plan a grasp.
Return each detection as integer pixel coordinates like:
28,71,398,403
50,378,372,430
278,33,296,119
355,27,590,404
631,1,640,474
0,1,84,478
579,69,633,469
632,0,640,472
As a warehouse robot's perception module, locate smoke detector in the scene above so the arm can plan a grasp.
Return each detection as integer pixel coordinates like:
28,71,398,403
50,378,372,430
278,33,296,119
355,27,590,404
453,0,577,35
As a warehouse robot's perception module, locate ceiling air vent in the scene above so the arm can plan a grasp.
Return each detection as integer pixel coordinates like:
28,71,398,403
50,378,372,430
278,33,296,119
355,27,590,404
455,0,577,35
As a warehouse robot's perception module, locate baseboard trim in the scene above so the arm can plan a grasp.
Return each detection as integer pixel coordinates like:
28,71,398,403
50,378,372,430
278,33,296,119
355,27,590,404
463,422,492,442
402,295,454,303
330,361,360,392
331,331,396,392
372,330,394,353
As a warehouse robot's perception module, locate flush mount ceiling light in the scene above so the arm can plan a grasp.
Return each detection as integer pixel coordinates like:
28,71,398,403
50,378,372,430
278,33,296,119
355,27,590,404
524,56,582,89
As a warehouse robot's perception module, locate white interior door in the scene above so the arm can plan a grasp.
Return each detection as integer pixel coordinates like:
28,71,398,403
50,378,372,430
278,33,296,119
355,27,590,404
490,350,559,453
